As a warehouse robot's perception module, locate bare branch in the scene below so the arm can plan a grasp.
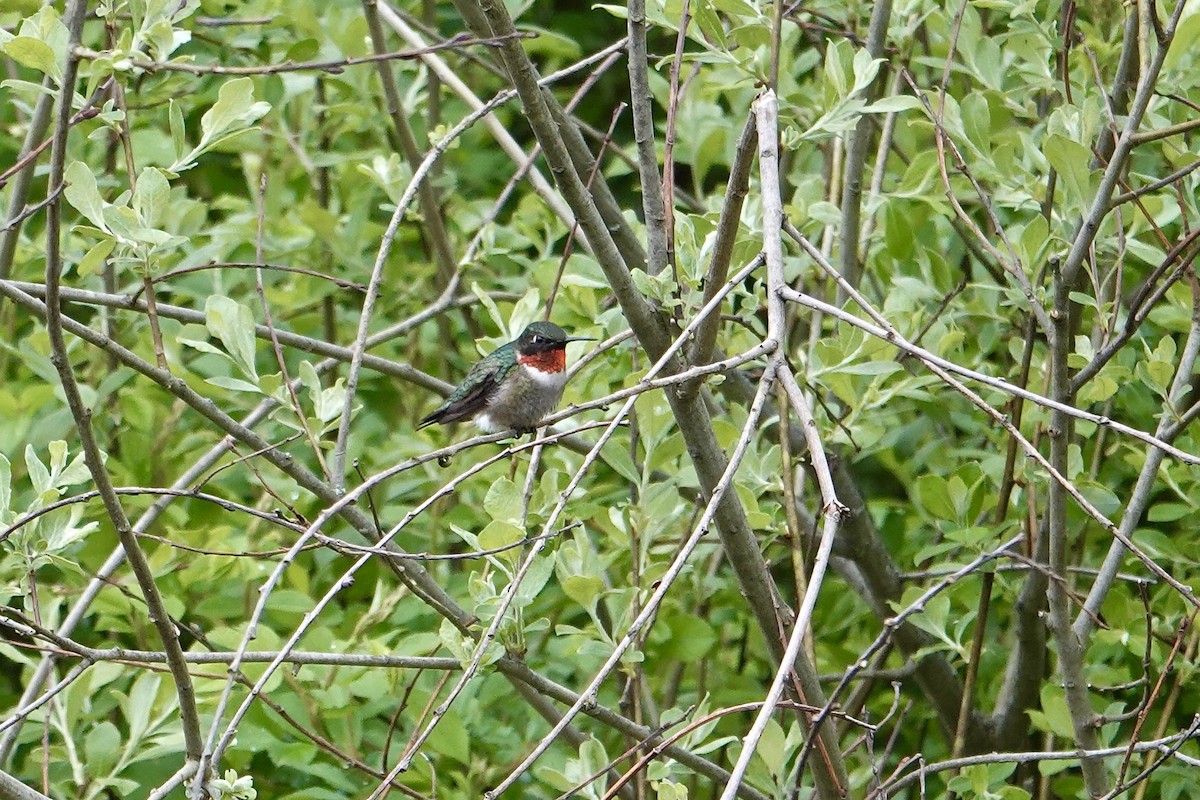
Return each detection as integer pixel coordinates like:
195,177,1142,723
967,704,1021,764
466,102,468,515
42,0,204,766
627,0,668,275
0,767,52,800
837,0,892,291
73,33,530,76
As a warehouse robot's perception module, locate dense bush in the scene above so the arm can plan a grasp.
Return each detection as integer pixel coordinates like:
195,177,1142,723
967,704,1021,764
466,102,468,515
1,1,1198,798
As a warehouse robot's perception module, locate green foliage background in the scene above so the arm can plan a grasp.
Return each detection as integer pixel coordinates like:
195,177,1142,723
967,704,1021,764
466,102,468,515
1,0,1199,798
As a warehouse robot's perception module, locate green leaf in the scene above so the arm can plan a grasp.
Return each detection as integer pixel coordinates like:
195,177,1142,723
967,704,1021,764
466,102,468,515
1043,133,1094,211
63,162,111,233
579,736,609,780
285,38,321,61
1148,502,1193,522
654,779,689,800
84,721,121,774
862,95,922,113
469,282,507,336
513,554,554,608
478,520,524,565
838,359,903,377
102,205,175,248
3,37,59,81
169,99,186,162
205,295,259,380
1029,685,1075,738
1077,373,1118,404
24,445,52,500
710,0,758,16
755,719,787,777
561,574,604,612
823,40,847,96
484,478,523,524
1079,481,1121,518
662,615,716,661
200,77,271,145
18,5,68,69
50,442,91,487
133,167,170,230
47,440,67,479
426,708,470,765
177,336,226,358
1139,359,1170,396
122,673,160,744
205,376,263,393
1018,215,1049,265
299,360,321,401
144,17,191,62
600,441,640,484
76,239,115,278
850,48,884,93
915,474,955,520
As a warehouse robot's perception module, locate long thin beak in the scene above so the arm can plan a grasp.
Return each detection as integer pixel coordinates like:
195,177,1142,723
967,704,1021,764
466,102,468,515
565,336,596,342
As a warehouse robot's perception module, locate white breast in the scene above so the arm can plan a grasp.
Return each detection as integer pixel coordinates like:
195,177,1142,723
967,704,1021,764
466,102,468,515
522,363,568,388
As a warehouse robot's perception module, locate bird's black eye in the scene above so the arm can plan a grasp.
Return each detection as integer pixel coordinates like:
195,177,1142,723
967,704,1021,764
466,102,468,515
532,335,545,344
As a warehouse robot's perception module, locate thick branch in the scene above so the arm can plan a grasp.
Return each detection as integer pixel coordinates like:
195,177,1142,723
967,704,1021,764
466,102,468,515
1058,1,1188,288
361,0,459,291
444,6,847,793
0,769,51,800
0,78,55,280
837,0,892,291
688,112,757,372
627,0,669,275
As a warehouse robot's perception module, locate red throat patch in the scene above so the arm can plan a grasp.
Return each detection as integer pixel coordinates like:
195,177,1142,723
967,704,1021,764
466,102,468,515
518,349,567,372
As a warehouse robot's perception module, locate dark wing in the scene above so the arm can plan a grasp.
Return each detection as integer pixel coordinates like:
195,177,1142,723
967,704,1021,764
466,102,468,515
417,369,500,427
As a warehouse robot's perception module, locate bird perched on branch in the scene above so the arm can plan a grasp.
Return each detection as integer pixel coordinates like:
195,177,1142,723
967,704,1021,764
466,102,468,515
418,321,593,433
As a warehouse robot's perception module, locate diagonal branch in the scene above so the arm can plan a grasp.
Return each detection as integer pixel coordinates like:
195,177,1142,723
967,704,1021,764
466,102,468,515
837,0,892,291
1058,0,1190,289
717,91,847,800
1073,275,1200,642
627,0,669,275
361,0,459,291
42,0,204,766
688,112,756,373
445,5,851,797
0,767,52,800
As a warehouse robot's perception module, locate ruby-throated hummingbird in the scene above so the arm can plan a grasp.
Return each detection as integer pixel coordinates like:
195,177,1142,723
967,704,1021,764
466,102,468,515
418,321,593,433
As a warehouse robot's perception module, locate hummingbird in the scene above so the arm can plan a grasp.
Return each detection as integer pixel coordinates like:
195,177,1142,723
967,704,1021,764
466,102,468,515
418,321,593,433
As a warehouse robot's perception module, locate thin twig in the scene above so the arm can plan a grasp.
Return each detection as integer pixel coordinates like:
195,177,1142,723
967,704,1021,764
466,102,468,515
837,0,892,292
143,261,367,294
6,279,451,394
778,237,1200,606
481,336,781,800
1074,272,1200,641
869,724,1200,797
73,33,532,75
361,0,457,291
778,229,1200,468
